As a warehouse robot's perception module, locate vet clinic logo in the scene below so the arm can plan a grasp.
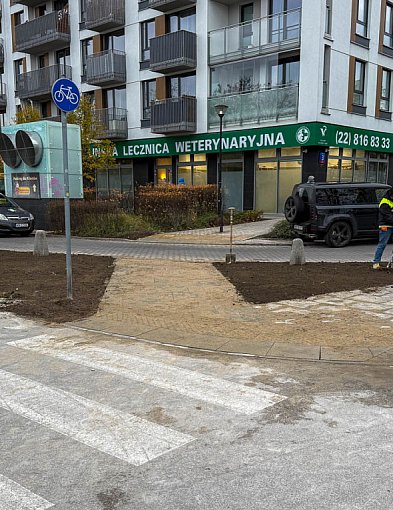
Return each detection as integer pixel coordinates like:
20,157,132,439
296,126,311,144
320,125,328,136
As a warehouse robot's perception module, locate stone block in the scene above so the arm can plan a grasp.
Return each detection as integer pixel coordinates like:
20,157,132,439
33,230,49,256
289,238,306,265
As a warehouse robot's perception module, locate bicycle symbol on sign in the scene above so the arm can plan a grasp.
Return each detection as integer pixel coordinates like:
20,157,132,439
53,85,79,105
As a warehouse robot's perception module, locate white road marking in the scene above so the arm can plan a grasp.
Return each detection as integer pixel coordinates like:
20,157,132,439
10,336,286,415
0,473,54,510
0,369,194,466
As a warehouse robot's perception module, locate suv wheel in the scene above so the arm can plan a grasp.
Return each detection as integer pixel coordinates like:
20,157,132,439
284,196,305,223
325,221,352,248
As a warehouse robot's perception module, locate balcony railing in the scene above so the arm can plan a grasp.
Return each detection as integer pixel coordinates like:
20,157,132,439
0,83,7,114
15,0,46,6
208,8,301,64
15,10,70,54
150,30,196,73
17,64,72,100
95,108,128,139
85,0,125,32
85,50,126,86
148,0,196,13
151,96,196,134
208,85,298,128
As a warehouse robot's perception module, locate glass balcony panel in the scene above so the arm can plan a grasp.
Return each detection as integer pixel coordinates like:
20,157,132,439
208,85,298,128
209,8,301,64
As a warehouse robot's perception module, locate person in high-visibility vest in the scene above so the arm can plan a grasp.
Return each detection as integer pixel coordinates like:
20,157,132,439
373,188,393,269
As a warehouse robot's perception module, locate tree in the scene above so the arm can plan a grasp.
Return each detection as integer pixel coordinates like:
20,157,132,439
15,102,42,124
67,95,115,185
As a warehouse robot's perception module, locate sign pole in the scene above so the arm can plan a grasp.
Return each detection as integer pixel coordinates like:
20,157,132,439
52,76,80,301
61,108,73,300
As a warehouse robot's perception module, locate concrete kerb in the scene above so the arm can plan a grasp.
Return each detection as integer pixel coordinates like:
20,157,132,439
68,324,393,366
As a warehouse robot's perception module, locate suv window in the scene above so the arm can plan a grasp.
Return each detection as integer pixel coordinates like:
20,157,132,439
375,188,389,203
316,187,373,206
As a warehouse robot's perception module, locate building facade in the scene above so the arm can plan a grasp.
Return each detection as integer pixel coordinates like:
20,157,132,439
1,0,393,212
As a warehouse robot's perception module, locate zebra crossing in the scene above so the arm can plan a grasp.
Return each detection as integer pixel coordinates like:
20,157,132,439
0,320,287,508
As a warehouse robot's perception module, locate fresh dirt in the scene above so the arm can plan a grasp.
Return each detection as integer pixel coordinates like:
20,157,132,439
214,262,393,303
0,251,114,323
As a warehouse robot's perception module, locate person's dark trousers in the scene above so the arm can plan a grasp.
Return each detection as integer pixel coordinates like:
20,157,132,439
373,228,393,263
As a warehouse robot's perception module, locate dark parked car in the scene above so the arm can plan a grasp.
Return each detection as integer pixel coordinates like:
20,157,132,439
284,181,391,247
0,193,34,236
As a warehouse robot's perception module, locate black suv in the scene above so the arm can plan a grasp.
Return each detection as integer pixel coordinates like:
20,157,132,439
284,181,391,247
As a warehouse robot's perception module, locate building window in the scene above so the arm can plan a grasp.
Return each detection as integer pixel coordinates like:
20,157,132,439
56,48,70,73
81,38,93,81
167,8,196,33
325,0,332,35
177,153,207,186
80,0,87,23
367,152,389,183
322,45,331,111
353,59,366,106
142,80,156,120
14,11,23,26
327,148,388,184
103,87,126,110
14,59,24,90
103,30,125,52
384,2,393,48
380,69,391,112
141,19,155,62
167,73,196,97
356,0,368,38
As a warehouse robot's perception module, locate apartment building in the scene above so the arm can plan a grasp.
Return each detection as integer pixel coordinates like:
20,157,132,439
1,0,393,212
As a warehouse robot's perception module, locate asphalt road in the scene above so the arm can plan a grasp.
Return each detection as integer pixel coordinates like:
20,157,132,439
0,315,392,510
0,234,380,262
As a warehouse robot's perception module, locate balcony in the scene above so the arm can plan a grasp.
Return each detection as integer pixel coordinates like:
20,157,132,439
208,8,301,64
15,11,70,55
148,0,196,13
0,83,7,114
208,85,298,128
85,50,126,86
95,108,128,139
15,0,46,6
85,0,125,32
150,31,196,74
151,96,196,134
17,65,72,100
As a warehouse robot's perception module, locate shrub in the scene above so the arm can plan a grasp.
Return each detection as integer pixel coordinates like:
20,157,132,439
263,219,294,239
74,212,156,239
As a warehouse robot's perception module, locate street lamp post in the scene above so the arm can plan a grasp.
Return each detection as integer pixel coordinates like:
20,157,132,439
214,104,228,233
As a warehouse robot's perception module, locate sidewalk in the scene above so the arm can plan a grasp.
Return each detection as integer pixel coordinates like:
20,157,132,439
140,216,289,245
71,258,393,365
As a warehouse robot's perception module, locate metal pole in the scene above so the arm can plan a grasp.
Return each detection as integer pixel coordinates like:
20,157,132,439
218,114,224,233
61,108,73,300
229,208,234,256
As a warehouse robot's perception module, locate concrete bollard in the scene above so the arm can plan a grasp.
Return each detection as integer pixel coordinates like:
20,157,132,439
33,230,49,256
290,238,305,265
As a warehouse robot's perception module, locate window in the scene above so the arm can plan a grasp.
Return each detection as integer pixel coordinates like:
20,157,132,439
103,87,126,110
384,2,393,48
103,31,125,52
353,60,366,106
14,59,24,89
80,0,87,23
142,80,156,120
269,0,301,43
141,19,155,62
168,73,196,97
56,48,70,72
14,11,23,26
380,69,391,112
167,8,196,33
269,57,300,87
325,0,332,35
81,38,93,80
177,153,207,186
322,45,331,110
356,0,368,38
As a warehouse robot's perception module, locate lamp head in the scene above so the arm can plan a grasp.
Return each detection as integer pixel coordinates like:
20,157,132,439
214,104,228,117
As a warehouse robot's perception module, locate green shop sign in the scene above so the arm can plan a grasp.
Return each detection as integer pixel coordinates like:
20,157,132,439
106,122,393,159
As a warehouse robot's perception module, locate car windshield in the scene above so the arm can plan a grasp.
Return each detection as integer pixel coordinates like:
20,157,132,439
0,194,18,208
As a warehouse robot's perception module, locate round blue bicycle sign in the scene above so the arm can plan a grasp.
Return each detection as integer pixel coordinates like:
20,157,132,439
51,78,80,112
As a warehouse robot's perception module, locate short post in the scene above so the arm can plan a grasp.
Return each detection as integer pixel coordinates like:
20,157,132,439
225,207,236,264
289,238,306,265
33,230,49,256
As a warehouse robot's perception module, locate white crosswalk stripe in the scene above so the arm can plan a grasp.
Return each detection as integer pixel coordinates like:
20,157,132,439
0,473,54,510
10,335,286,415
0,369,194,466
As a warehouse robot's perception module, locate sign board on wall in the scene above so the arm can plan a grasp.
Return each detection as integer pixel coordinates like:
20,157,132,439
105,122,393,159
12,173,40,199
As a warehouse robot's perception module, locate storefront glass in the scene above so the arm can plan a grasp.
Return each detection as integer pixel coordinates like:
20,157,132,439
278,159,302,211
156,157,172,184
255,161,278,212
222,158,243,210
177,154,207,185
328,148,388,184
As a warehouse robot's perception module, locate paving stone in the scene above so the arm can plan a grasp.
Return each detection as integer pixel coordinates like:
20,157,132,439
267,342,320,360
